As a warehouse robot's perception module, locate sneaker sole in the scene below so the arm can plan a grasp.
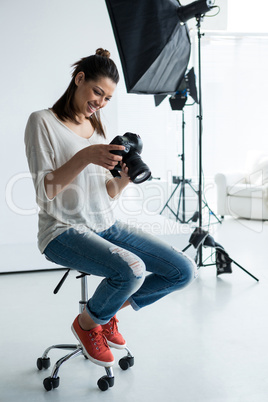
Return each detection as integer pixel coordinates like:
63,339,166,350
71,325,115,367
107,340,127,350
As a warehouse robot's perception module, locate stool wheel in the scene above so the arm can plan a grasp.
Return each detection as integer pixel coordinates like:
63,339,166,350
119,356,134,371
37,357,51,370
97,375,114,391
43,376,60,391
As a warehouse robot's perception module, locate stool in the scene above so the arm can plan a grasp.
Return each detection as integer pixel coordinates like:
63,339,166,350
36,269,134,392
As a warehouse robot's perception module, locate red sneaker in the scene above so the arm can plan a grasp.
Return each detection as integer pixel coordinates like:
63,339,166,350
102,315,127,350
71,315,114,367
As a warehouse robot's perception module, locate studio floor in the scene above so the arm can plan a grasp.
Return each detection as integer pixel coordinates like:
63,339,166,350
0,217,268,402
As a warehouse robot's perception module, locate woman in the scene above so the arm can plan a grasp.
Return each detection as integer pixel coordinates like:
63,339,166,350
25,48,196,368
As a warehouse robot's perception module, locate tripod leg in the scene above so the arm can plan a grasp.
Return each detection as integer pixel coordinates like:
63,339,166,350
230,258,259,282
160,183,180,215
203,200,222,224
187,181,222,224
182,243,192,253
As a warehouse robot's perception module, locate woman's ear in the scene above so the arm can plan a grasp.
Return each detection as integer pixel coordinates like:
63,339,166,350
75,71,85,86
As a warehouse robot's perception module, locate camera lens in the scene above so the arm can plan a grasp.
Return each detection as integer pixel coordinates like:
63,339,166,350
125,152,151,184
134,171,151,183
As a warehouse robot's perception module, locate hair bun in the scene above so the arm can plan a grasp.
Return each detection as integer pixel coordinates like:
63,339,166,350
95,48,111,58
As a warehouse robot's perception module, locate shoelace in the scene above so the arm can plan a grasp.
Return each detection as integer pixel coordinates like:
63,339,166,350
89,329,109,350
103,317,119,336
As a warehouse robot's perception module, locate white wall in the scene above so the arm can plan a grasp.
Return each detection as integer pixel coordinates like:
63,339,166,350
0,0,119,272
2,0,268,272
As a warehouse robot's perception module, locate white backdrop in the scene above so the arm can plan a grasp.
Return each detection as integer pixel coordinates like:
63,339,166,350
2,0,268,272
0,0,119,272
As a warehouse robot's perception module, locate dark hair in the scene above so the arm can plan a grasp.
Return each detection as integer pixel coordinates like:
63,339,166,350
52,48,119,137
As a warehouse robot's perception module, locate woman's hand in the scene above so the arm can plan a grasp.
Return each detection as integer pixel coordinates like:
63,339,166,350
106,161,131,199
82,144,125,170
44,143,125,199
119,162,131,181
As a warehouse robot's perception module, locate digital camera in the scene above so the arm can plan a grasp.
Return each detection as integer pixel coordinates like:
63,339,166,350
109,132,151,184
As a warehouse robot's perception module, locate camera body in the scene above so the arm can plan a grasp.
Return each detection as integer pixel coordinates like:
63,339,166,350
110,132,151,184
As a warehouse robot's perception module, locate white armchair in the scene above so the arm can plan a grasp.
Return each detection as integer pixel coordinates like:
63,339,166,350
215,153,268,220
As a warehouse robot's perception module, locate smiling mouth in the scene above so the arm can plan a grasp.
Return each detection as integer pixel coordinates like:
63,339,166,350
88,103,98,113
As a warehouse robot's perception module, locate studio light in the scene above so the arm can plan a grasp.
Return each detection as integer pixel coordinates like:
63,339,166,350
154,67,198,109
177,0,215,23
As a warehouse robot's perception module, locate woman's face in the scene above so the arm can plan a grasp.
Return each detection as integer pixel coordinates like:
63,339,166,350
74,73,117,120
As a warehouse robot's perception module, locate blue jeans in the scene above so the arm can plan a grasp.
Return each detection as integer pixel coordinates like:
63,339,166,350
44,221,196,325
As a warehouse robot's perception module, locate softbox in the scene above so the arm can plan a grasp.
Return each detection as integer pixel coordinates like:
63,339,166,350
105,0,191,95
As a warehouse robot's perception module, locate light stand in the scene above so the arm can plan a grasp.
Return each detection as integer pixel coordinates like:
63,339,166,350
160,107,199,224
159,63,220,226
178,109,199,223
195,14,222,266
158,67,200,223
175,3,220,255
180,13,258,281
196,14,204,265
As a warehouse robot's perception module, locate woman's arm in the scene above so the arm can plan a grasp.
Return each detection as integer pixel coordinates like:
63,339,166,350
44,144,125,199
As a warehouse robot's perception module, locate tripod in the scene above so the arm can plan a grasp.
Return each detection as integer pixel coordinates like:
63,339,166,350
160,109,199,223
160,104,221,225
